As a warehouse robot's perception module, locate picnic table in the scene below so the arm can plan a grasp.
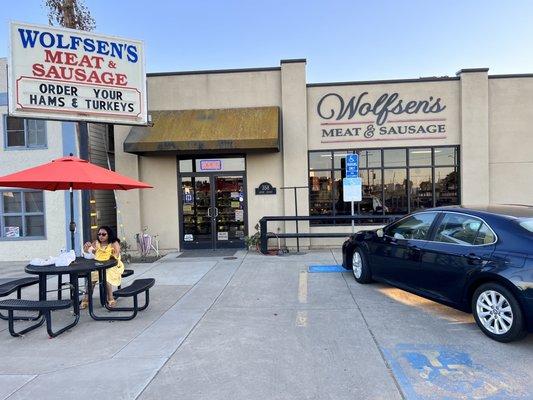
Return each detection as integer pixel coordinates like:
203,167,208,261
24,258,117,333
0,258,155,337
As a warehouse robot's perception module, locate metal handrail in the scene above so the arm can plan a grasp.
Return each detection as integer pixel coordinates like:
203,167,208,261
259,214,403,254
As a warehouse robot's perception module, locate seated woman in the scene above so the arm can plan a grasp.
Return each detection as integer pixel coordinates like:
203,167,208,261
82,226,125,308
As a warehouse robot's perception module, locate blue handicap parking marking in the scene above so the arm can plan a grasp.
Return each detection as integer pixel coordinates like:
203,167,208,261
308,265,346,273
383,344,526,399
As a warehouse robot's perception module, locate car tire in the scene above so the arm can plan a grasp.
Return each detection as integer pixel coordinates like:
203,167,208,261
472,283,527,343
351,248,372,284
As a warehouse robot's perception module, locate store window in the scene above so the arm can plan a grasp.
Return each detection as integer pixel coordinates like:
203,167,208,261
0,190,45,239
308,146,460,225
4,116,47,149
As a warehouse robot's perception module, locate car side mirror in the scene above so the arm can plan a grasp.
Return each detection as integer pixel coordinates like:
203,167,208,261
376,229,384,238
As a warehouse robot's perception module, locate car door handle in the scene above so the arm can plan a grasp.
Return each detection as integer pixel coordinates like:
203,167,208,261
463,253,482,263
408,244,421,251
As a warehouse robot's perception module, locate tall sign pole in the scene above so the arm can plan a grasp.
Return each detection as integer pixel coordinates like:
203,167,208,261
343,154,362,234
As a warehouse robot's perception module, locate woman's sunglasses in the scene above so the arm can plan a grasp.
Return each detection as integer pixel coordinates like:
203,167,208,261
97,232,108,237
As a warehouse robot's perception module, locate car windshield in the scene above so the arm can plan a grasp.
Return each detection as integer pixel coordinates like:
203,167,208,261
518,218,533,233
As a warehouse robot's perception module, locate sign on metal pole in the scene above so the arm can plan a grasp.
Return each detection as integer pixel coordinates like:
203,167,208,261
346,154,359,177
9,22,147,125
343,177,362,202
344,154,360,234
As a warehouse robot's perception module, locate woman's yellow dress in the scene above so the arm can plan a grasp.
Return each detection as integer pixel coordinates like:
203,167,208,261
90,243,125,286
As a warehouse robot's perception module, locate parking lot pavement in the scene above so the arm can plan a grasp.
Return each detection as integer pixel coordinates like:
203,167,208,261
0,251,532,399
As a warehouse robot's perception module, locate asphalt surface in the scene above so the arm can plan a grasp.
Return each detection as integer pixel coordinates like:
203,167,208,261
0,250,531,399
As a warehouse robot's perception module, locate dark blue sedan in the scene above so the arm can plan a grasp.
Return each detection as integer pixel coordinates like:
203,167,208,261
342,205,533,342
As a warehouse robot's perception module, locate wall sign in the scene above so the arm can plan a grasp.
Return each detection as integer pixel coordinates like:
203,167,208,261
217,232,228,241
8,22,147,125
317,91,447,143
255,182,276,195
4,226,20,238
199,159,222,171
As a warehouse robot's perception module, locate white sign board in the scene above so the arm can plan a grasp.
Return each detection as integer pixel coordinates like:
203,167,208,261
217,232,228,241
4,226,20,237
9,22,147,125
343,177,362,202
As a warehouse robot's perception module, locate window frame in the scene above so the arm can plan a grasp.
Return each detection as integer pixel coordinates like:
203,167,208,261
384,211,440,242
428,211,498,247
308,145,461,225
0,190,47,241
3,115,48,150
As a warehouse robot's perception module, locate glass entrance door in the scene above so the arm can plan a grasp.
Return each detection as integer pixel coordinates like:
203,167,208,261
214,176,246,248
180,174,246,249
181,176,213,248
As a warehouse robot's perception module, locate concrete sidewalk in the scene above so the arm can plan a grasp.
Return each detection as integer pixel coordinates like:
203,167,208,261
0,250,531,399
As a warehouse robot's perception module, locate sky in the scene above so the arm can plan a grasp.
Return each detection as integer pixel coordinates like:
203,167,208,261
0,0,532,83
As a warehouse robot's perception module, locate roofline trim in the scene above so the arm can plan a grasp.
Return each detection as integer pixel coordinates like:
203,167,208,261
147,66,281,77
455,68,489,75
488,74,533,79
307,76,460,87
280,58,307,64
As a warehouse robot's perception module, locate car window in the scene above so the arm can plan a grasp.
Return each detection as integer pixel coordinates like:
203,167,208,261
474,223,496,245
386,212,437,240
434,213,494,245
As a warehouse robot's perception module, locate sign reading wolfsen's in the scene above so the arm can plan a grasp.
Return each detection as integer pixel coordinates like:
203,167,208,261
317,91,447,143
8,22,147,125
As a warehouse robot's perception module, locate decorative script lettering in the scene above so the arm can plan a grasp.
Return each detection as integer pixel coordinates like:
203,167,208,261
317,92,446,126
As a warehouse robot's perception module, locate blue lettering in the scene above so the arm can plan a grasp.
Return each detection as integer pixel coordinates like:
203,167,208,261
16,28,139,64
83,38,95,52
127,45,138,63
97,40,109,55
39,32,55,48
17,29,39,48
56,34,69,49
70,36,82,49
110,42,123,59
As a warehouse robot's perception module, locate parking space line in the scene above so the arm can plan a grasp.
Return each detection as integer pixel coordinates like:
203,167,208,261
298,269,308,304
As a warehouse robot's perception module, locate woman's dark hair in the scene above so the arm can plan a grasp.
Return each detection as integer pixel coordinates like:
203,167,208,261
97,226,120,244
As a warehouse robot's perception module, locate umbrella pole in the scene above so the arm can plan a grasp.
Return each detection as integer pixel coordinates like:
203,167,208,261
69,184,76,252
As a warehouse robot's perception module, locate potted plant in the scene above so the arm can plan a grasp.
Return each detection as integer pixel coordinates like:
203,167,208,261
244,223,261,251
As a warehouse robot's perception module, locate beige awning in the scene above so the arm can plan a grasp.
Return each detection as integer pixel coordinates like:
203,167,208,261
124,106,280,155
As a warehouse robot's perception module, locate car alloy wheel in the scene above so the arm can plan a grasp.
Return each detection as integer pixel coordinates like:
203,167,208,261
352,251,362,279
476,290,513,335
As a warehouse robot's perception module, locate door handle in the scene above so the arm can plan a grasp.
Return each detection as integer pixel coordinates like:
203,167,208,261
214,207,219,218
207,208,212,218
408,244,421,251
463,253,482,264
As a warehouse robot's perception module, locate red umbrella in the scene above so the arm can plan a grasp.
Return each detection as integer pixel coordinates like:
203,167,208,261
0,156,152,250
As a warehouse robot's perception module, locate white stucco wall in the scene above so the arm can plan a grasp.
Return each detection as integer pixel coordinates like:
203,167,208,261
0,58,70,261
488,77,533,204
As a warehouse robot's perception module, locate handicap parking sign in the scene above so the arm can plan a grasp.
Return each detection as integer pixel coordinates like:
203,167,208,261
345,154,358,177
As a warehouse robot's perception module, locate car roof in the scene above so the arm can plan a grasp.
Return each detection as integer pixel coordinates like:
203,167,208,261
429,205,533,220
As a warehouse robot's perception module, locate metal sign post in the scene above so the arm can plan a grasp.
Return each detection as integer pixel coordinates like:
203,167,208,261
344,154,361,234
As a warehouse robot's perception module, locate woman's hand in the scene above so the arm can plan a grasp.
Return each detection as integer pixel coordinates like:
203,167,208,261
83,242,92,252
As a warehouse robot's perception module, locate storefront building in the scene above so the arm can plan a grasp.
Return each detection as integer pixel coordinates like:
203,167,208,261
1,57,531,259
112,60,533,251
